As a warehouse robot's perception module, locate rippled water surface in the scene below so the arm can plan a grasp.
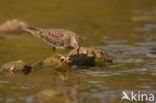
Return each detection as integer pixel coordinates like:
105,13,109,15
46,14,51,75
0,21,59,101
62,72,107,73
0,0,156,103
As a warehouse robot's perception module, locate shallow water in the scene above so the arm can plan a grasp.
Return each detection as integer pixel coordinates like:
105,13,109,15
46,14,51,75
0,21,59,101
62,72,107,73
0,0,156,103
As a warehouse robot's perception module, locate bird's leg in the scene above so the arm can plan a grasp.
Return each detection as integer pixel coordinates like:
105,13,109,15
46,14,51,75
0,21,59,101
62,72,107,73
77,47,80,57
52,46,56,54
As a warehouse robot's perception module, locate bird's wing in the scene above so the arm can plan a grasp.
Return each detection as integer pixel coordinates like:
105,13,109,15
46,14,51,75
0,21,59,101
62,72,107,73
36,29,66,47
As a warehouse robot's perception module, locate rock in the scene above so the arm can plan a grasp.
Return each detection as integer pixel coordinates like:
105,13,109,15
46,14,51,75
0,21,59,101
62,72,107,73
67,47,112,67
5,48,111,74
0,48,112,76
32,53,68,69
43,53,67,67
0,60,32,75
0,19,28,34
33,47,112,69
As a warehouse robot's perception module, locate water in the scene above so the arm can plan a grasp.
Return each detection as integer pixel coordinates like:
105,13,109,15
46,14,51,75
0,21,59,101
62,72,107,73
0,0,156,103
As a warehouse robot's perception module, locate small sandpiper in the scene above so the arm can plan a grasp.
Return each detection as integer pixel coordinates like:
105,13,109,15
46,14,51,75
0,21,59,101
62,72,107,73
23,26,80,54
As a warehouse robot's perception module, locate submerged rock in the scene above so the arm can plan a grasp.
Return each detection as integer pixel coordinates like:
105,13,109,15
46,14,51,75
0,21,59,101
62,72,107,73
43,53,67,67
36,85,79,103
36,89,71,103
0,19,28,34
0,60,32,75
36,89,63,99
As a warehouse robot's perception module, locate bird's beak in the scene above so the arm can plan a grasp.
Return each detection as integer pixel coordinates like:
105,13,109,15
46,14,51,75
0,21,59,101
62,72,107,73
22,26,37,34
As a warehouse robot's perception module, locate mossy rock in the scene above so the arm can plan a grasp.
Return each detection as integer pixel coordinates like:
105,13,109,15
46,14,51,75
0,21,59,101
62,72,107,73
32,53,68,69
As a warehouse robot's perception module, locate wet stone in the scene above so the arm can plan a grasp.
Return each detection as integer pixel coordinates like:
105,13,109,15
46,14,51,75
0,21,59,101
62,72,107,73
43,54,67,67
0,60,32,75
32,53,68,69
67,47,112,67
33,47,112,69
1,47,112,75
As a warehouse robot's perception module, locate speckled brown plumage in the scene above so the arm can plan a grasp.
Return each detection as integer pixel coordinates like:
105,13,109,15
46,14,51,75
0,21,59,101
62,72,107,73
23,26,80,49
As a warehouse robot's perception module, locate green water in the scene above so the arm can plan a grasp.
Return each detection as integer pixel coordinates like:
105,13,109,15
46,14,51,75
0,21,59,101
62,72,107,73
0,0,156,103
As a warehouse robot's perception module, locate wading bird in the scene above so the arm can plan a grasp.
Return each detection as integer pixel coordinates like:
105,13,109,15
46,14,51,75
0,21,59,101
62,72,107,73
23,26,80,54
